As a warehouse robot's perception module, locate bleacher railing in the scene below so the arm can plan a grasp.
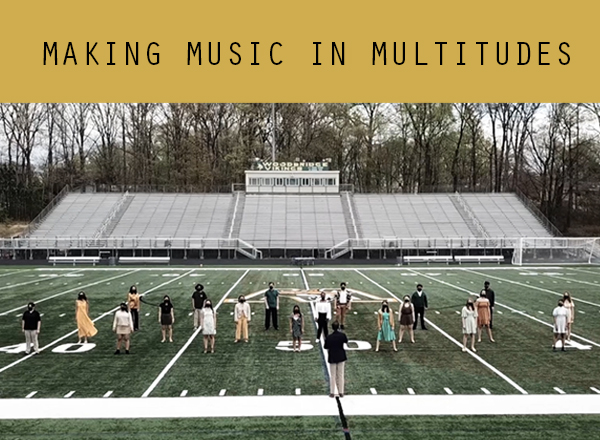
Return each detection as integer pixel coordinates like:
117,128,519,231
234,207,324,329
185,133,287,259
514,188,562,237
22,184,71,237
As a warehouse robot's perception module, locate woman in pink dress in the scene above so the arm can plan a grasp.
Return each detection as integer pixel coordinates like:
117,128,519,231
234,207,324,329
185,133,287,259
475,291,494,343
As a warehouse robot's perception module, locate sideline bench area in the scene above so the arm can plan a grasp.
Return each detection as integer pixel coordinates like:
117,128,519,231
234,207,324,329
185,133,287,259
118,256,171,264
454,255,504,264
48,256,101,266
291,257,315,267
402,255,504,265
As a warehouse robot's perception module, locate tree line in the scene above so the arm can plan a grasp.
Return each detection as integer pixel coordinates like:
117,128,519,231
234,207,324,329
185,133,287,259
1,103,599,235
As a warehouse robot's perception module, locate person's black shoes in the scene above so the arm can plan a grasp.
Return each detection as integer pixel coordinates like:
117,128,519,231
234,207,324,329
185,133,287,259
114,350,120,355
125,350,130,354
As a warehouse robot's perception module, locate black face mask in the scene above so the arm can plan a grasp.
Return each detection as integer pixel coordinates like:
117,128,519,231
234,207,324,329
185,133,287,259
205,304,212,308
240,299,246,303
27,306,33,311
269,286,273,290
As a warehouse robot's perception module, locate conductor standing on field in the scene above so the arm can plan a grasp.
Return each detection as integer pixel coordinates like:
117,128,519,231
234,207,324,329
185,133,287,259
411,284,428,330
481,281,495,329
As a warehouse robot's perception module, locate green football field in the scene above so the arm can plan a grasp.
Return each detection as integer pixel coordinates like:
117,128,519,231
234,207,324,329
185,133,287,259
0,264,599,439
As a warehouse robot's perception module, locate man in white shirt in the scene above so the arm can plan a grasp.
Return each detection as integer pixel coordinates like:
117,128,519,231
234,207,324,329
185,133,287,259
334,282,352,330
315,290,332,342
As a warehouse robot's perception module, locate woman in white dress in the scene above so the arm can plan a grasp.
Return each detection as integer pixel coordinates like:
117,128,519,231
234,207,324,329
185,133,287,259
562,292,575,341
200,300,217,353
461,299,478,352
552,300,569,352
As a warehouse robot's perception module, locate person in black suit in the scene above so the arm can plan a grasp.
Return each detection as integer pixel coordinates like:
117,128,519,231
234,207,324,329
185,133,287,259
481,281,495,329
324,321,348,398
411,284,428,330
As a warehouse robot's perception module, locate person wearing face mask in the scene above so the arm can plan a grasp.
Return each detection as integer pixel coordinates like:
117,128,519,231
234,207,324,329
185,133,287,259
334,282,352,330
201,300,217,353
376,301,398,352
22,302,41,355
264,282,279,331
475,291,494,343
553,299,569,352
159,295,175,343
398,295,415,344
315,290,332,343
411,284,428,331
461,298,478,352
192,284,208,330
76,292,98,344
290,305,305,352
234,295,251,343
127,285,141,331
113,302,134,354
562,292,574,341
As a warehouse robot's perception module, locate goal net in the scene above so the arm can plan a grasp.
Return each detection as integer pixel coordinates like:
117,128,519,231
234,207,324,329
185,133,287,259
512,237,600,265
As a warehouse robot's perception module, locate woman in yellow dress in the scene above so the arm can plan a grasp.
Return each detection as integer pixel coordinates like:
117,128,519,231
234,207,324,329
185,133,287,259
76,292,98,344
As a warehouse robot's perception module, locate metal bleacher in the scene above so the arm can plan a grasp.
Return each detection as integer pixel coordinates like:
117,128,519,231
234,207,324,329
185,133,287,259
353,194,475,238
110,194,233,238
30,193,122,238
239,195,348,248
461,193,551,238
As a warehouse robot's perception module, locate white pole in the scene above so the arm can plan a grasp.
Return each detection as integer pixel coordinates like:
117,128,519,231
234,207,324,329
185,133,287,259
271,103,276,162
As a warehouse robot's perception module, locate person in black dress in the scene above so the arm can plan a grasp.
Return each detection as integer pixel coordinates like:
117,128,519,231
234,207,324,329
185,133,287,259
324,321,348,398
158,295,175,343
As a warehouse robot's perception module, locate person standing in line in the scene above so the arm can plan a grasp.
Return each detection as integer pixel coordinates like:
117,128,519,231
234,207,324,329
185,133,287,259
375,301,398,352
324,321,348,398
192,284,208,330
475,291,494,343
562,292,575,341
113,302,134,354
398,295,415,344
158,295,175,343
411,284,428,330
553,299,569,352
75,292,98,344
201,300,217,353
127,285,141,331
481,281,496,329
315,290,332,343
22,302,41,355
334,282,352,330
264,282,279,331
290,305,305,352
234,295,251,343
461,298,478,352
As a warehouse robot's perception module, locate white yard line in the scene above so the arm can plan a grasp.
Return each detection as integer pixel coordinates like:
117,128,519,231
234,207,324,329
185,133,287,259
462,268,600,309
590,387,600,394
180,390,188,397
554,387,566,395
257,389,264,396
0,270,140,316
295,388,301,395
103,391,113,398
141,270,249,398
355,269,529,395
444,388,453,395
370,388,378,395
0,270,194,376
0,269,84,293
24,391,37,399
0,269,34,279
4,395,600,418
219,389,227,397
481,388,491,395
63,391,75,398
409,269,600,349
407,388,415,395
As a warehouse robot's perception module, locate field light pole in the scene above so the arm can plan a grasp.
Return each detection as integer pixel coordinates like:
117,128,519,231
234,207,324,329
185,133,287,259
272,103,276,162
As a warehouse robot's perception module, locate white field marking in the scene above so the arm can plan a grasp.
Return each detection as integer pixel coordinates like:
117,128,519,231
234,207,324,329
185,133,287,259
370,388,378,395
356,269,528,395
410,269,600,349
435,311,440,314
590,387,600,394
64,391,75,398
0,269,34,279
0,271,195,376
180,390,188,397
580,311,586,314
407,388,415,395
497,311,503,315
481,388,491,395
538,311,544,314
25,391,37,399
141,270,249,398
145,313,150,317
462,268,600,309
0,270,140,317
308,273,324,276
103,391,113,398
295,388,301,395
219,389,227,396
257,389,264,396
59,313,65,317
0,269,83,292
188,312,193,316
554,387,566,395
444,388,453,395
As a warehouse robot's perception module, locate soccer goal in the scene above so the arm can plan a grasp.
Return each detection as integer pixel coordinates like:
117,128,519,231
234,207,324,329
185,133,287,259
511,237,600,265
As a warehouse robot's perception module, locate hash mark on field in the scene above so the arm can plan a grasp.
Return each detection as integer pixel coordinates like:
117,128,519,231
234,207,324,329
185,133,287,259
538,311,544,314
455,311,460,314
590,387,600,394
188,312,193,316
435,311,440,314
59,313,65,317
257,389,264,396
497,311,503,315
295,388,301,395
579,311,586,314
407,388,415,395
481,388,491,395
554,387,566,394
25,391,37,399
444,388,453,395
180,390,188,397
145,313,150,316
219,389,227,396
103,391,113,398
64,391,75,398
370,388,377,395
